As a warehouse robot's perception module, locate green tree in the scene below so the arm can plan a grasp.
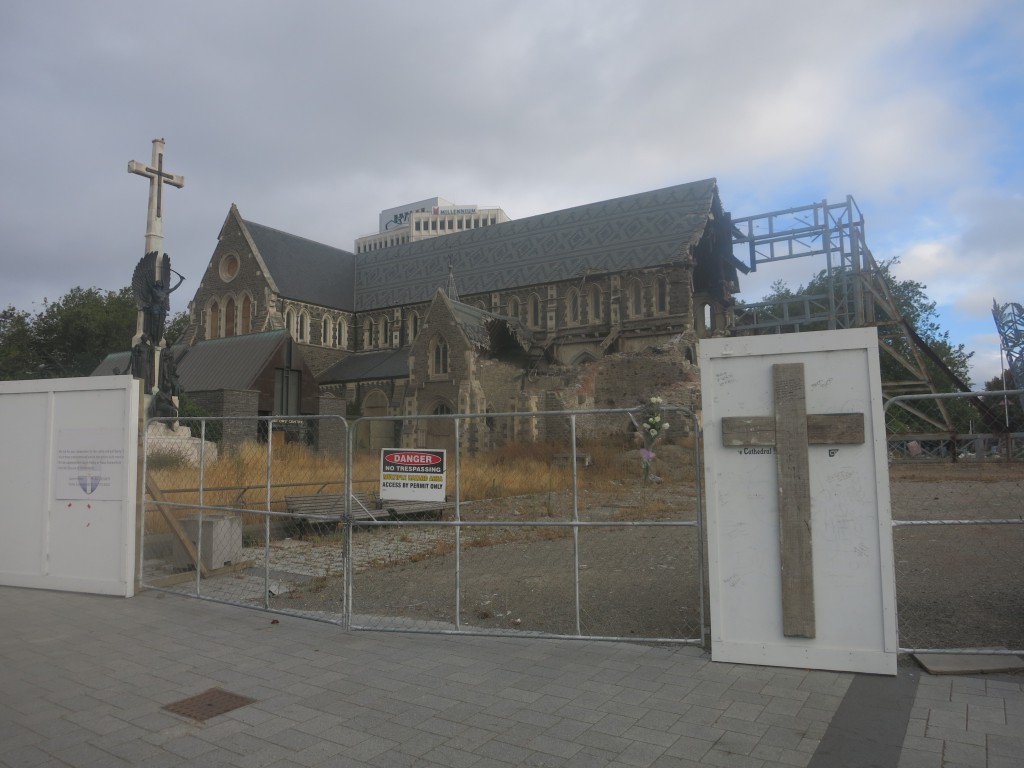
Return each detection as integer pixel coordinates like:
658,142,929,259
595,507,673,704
31,287,137,378
751,258,981,432
0,306,39,379
164,310,191,346
753,258,973,386
0,286,138,380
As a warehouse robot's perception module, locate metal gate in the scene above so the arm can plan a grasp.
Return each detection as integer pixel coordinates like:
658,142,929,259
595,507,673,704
139,406,707,645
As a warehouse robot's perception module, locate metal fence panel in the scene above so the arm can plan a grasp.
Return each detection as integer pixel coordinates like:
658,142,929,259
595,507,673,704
140,406,706,645
886,392,1023,654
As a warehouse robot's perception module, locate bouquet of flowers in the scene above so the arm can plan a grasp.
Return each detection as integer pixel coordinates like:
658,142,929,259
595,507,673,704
633,396,669,482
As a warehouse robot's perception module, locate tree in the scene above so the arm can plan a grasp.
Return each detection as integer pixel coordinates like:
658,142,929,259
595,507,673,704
164,310,191,346
753,257,973,386
0,286,137,380
0,306,38,379
749,258,981,433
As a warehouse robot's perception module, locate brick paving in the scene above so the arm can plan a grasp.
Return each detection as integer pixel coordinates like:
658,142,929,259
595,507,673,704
1,586,1020,767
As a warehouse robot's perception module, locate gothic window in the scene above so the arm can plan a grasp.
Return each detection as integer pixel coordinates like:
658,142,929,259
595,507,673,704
628,279,644,318
334,318,346,348
433,402,452,415
224,297,236,337
322,316,331,346
209,300,221,339
508,297,520,320
241,294,252,334
382,317,391,348
589,285,602,324
297,311,309,342
529,294,542,328
431,335,449,376
364,318,375,349
407,311,420,342
565,290,580,326
655,276,669,314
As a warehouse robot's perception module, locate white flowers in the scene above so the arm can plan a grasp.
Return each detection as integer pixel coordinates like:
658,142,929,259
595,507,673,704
641,397,669,438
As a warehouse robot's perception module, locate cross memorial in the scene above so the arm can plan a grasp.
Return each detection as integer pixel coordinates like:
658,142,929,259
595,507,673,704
127,139,184,393
720,362,865,638
128,138,184,257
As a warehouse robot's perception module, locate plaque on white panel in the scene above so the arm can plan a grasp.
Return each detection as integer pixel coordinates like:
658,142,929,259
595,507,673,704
55,429,126,501
699,328,897,675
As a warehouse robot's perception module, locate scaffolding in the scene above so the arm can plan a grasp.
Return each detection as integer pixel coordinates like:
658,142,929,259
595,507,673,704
992,300,1024,411
729,197,1000,432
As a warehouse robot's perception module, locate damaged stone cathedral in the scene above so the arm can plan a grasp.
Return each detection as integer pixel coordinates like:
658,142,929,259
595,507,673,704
100,178,744,451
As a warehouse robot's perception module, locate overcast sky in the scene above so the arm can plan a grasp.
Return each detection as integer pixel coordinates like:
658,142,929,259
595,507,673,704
2,1,1021,385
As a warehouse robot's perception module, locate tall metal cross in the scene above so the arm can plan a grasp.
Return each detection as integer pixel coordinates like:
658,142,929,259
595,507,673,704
721,363,865,638
128,138,184,255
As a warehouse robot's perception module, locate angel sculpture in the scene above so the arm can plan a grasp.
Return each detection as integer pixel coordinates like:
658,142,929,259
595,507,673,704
131,251,184,346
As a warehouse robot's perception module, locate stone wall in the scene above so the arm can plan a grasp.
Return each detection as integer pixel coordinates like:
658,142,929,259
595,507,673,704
186,389,260,452
315,396,347,457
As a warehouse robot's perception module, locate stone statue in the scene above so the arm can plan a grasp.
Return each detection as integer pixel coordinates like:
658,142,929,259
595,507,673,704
132,251,184,346
159,348,183,397
149,388,178,420
127,334,154,391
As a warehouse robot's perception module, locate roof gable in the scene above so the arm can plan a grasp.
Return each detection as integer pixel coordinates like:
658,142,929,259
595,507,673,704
242,219,356,311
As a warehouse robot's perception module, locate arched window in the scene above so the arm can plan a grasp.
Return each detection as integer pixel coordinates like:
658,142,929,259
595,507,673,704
382,317,391,348
655,276,669,314
508,297,520,320
529,295,542,328
433,402,452,415
407,311,420,343
628,280,644,318
241,294,252,334
589,285,602,324
209,300,221,339
284,309,295,339
322,317,331,346
364,318,375,349
336,318,347,349
431,336,449,376
297,311,309,342
565,290,580,326
224,297,236,337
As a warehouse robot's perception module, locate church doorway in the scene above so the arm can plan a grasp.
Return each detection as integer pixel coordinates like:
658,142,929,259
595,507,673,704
425,401,456,455
359,390,394,451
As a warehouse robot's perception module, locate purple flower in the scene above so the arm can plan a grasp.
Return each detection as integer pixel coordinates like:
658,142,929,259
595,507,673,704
640,449,655,462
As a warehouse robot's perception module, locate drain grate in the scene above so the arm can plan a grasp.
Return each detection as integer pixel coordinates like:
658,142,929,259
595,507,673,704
162,687,256,722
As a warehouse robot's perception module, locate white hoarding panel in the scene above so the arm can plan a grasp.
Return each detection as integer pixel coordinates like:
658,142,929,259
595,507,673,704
699,328,897,675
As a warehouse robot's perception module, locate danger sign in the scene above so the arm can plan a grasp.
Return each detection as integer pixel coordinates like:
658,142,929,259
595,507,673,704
379,448,446,502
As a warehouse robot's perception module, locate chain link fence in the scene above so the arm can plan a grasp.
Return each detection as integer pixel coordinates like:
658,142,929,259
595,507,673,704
885,391,1024,654
140,415,350,624
140,406,706,644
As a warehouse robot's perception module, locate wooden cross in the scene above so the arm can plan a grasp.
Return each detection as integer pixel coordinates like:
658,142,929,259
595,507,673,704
721,362,865,638
128,138,184,256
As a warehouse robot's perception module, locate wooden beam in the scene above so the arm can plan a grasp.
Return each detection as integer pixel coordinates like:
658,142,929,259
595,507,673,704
774,362,815,638
146,476,209,578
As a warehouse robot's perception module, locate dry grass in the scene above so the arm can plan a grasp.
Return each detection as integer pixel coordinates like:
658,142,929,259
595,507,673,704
144,437,694,533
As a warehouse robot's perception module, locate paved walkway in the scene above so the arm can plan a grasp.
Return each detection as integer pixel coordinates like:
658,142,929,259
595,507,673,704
1,587,1020,768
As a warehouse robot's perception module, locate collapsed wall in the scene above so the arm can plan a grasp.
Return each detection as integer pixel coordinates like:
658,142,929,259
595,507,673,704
528,334,702,443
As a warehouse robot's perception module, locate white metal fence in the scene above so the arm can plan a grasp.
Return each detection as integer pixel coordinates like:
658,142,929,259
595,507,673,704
886,390,1024,655
140,392,1022,655
140,406,706,645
